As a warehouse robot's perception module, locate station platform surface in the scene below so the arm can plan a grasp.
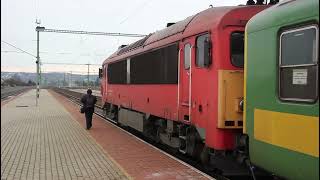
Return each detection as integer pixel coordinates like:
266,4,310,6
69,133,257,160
1,90,128,180
1,89,213,180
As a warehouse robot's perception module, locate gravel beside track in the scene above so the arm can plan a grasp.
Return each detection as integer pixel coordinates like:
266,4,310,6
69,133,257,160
1,86,32,100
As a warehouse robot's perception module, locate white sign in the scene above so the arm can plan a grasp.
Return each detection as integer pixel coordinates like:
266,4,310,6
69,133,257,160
292,69,307,85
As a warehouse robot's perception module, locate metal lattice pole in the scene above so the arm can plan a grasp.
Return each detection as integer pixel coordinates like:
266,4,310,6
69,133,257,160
35,26,45,106
87,64,90,88
36,29,40,106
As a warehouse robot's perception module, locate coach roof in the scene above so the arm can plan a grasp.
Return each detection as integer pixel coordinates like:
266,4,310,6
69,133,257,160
246,0,318,34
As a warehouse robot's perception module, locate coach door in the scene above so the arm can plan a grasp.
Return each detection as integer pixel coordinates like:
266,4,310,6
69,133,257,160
179,39,194,122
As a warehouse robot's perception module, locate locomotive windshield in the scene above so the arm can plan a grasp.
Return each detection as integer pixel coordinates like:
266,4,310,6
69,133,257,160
230,32,244,68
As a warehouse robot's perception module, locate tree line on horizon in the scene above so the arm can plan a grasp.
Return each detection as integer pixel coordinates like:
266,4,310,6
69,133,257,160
1,75,36,87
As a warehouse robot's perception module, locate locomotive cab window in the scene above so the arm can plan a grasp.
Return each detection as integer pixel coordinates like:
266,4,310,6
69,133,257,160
99,67,103,78
230,32,244,68
108,60,127,84
279,25,318,102
196,33,211,68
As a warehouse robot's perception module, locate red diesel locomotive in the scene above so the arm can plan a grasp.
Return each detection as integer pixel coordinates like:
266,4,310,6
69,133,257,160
100,5,267,166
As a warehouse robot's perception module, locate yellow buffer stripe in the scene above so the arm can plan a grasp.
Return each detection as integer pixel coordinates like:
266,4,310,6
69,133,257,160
254,109,319,157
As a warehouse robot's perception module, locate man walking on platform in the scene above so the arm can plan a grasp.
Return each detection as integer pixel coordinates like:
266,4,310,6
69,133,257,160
81,89,97,130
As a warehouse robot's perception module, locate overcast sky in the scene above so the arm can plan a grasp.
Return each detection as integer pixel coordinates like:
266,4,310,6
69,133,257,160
1,0,245,74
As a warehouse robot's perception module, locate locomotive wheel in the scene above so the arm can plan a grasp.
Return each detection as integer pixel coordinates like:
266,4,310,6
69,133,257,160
103,108,108,118
186,129,197,157
155,127,161,143
186,127,203,158
200,145,210,165
110,105,118,120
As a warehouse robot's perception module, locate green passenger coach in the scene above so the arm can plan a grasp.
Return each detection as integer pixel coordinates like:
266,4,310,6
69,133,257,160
244,0,319,179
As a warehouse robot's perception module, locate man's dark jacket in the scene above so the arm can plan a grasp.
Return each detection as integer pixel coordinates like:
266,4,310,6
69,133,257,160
81,94,97,112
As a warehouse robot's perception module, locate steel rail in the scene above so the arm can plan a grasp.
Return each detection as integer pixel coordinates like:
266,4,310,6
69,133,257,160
1,87,32,100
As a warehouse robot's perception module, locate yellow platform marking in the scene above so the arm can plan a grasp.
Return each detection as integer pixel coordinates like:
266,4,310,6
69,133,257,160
254,109,319,157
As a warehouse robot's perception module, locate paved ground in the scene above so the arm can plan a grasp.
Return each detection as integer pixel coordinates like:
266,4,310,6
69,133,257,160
1,90,129,180
51,90,213,180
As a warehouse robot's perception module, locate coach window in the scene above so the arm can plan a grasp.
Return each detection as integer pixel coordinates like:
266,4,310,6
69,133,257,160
184,44,191,69
279,25,318,102
230,32,244,68
196,33,211,68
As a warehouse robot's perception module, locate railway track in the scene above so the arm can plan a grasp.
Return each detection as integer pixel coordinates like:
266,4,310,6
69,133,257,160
1,86,32,100
52,87,272,180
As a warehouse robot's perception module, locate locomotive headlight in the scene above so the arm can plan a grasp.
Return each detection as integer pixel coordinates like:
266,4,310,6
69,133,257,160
235,98,244,112
239,99,244,112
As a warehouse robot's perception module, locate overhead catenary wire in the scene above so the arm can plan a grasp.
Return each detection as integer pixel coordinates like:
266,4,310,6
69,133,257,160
1,50,48,54
1,50,106,56
1,50,25,53
119,0,153,24
37,28,147,37
41,70,98,74
1,40,37,58
41,62,100,65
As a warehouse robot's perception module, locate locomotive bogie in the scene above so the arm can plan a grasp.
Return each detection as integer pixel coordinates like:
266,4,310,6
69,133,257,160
103,103,205,159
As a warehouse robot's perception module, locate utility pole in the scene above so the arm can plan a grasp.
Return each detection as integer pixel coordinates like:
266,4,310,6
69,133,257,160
35,26,44,106
40,62,42,88
70,71,72,88
87,64,90,88
63,73,66,87
36,26,44,106
36,28,39,106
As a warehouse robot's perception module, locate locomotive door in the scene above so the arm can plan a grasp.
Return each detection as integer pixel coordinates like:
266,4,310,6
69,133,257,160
179,39,194,122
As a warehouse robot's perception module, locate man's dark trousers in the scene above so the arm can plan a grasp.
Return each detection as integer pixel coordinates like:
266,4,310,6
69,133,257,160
85,107,94,129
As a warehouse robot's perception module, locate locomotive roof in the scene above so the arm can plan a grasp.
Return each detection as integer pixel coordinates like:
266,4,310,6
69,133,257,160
103,5,268,65
247,0,319,34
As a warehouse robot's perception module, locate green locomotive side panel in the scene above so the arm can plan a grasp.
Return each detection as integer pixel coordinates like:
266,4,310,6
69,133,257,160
246,27,319,180
250,140,318,180
245,0,319,179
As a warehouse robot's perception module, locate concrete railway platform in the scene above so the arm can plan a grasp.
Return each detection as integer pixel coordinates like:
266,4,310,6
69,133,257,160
1,89,213,180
